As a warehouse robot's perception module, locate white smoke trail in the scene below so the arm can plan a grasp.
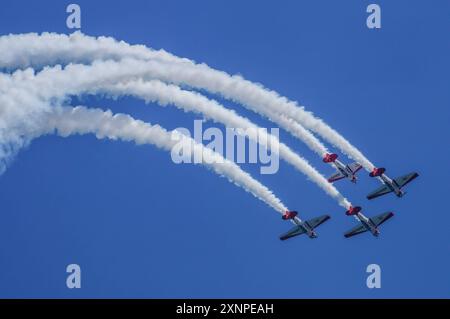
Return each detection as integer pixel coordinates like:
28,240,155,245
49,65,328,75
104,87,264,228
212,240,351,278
0,32,374,170
0,31,189,70
1,63,350,208
103,80,328,156
0,69,54,174
40,105,289,214
0,68,291,214
97,80,348,208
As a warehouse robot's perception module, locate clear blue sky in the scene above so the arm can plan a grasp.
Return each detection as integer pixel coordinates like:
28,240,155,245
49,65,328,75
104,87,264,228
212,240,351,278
0,0,449,298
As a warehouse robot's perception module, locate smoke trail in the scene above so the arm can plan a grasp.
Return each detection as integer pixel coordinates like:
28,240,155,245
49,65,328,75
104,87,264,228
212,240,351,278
126,59,377,171
0,68,291,215
6,57,330,158
98,80,348,208
2,64,350,208
0,69,55,174
40,106,289,214
0,32,374,171
0,31,189,70
103,79,328,156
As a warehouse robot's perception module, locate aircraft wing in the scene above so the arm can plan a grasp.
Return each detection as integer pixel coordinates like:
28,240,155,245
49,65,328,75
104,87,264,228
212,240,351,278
306,215,331,229
279,225,307,241
394,172,419,188
367,184,392,200
328,171,345,182
348,162,362,174
344,224,368,238
370,212,394,227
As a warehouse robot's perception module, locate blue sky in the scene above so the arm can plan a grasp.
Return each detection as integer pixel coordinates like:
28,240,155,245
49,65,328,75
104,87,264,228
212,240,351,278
0,0,449,298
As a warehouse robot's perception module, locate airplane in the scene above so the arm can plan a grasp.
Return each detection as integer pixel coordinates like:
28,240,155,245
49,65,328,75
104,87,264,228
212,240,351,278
344,206,394,238
279,211,331,240
323,153,363,183
367,167,419,200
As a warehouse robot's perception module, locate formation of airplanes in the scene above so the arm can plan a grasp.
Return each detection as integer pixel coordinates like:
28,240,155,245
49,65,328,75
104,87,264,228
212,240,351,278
280,153,419,241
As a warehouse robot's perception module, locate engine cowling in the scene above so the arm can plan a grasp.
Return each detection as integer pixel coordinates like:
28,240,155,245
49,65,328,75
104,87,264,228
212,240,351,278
282,211,298,220
323,153,338,163
345,206,362,216
369,167,386,177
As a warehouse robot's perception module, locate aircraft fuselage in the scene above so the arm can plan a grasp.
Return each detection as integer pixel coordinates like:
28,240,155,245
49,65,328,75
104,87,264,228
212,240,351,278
356,213,379,237
333,159,357,183
293,217,317,238
379,174,404,197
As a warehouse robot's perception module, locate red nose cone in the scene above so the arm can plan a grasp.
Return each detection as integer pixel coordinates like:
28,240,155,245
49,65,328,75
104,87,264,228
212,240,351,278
369,167,386,177
346,206,362,216
282,211,298,220
323,153,338,163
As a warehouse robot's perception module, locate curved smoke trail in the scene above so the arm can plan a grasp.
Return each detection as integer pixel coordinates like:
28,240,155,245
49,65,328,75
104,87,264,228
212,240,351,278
0,68,291,214
0,32,375,171
0,61,350,208
42,106,290,214
100,80,348,208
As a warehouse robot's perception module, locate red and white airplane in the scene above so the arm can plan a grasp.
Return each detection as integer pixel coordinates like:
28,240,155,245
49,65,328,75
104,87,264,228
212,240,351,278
323,153,363,183
279,211,331,240
367,167,419,199
344,206,394,238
